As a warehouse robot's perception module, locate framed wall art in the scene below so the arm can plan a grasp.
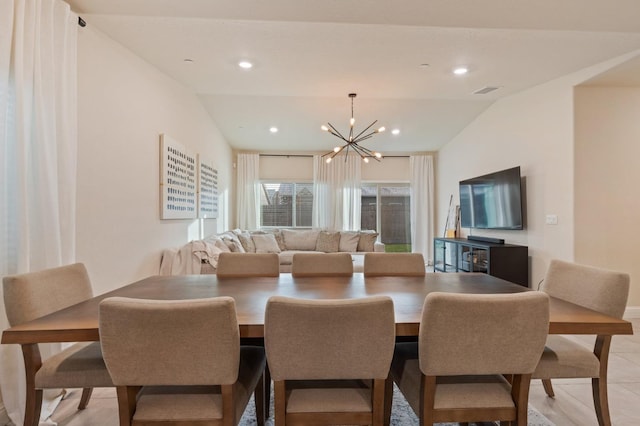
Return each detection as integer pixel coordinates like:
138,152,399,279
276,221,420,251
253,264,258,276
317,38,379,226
198,155,218,218
159,134,197,219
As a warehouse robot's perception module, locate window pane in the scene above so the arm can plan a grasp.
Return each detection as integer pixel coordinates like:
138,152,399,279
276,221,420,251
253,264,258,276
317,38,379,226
261,183,292,227
296,183,313,227
380,186,411,252
361,185,377,231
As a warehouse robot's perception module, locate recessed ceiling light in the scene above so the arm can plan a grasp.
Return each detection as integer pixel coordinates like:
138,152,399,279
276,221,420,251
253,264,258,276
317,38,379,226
238,61,253,69
183,58,194,63
419,63,429,69
453,67,468,75
391,129,400,135
269,127,278,133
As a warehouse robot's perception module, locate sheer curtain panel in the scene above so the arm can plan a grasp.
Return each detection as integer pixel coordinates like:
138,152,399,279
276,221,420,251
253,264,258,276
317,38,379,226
0,0,78,424
312,154,361,231
236,153,260,230
410,155,435,263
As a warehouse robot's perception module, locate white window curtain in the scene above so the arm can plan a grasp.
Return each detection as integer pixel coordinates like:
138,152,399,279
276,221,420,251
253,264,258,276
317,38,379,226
236,153,260,230
410,155,435,263
0,0,79,424
312,154,361,231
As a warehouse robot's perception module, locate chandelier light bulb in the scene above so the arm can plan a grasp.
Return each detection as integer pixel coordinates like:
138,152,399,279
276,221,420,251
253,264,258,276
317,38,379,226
325,157,332,164
350,117,355,126
363,157,369,163
321,125,329,132
377,126,386,133
374,152,382,158
333,147,340,153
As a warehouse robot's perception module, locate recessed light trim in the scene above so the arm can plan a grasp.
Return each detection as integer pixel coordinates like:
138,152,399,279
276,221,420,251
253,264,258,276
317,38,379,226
453,67,468,75
183,58,194,63
238,61,253,69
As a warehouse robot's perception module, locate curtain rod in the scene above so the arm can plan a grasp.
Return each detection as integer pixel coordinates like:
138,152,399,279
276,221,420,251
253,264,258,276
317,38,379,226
258,154,410,158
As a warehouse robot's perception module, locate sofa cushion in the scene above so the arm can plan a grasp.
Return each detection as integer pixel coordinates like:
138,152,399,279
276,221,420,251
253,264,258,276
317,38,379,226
252,234,281,254
282,229,320,251
357,231,379,252
339,231,360,252
237,232,256,253
278,251,300,266
316,231,340,253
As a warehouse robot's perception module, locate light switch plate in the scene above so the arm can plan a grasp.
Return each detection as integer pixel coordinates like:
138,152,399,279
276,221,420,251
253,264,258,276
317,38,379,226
545,214,558,225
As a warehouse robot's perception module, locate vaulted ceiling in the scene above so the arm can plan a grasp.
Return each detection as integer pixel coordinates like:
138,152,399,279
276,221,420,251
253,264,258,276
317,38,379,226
66,0,640,154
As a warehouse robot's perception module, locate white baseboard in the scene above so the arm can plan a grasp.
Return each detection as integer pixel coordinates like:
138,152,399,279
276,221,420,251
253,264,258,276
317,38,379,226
624,306,640,319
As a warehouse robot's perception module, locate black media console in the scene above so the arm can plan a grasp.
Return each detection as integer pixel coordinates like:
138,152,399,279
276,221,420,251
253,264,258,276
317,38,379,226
433,237,529,287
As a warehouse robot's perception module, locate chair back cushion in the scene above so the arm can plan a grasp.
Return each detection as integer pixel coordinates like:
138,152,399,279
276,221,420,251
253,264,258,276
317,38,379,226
216,252,279,277
265,295,395,380
541,259,630,318
3,263,93,326
364,253,425,277
419,292,549,376
100,297,240,386
291,253,353,277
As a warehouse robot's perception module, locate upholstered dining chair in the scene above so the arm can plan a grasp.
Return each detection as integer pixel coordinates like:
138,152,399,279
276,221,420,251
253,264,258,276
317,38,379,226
363,253,426,277
2,263,113,426
264,295,395,425
533,259,630,426
389,291,549,426
216,252,280,278
290,252,353,277
99,296,266,426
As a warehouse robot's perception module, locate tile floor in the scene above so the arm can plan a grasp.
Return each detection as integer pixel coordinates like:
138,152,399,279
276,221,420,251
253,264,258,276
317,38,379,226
5,318,639,426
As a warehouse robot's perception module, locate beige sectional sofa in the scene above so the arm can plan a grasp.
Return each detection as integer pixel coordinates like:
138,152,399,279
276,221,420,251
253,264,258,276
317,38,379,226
159,228,385,275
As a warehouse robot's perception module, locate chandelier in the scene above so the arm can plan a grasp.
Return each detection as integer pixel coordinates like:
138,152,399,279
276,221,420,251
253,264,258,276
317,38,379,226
321,93,385,163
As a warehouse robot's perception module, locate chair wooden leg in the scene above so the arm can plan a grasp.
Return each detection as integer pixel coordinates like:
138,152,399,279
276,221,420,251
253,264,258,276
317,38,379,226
255,372,265,426
593,335,613,426
383,376,393,426
78,388,93,409
265,361,271,419
541,379,555,397
116,386,140,426
21,344,43,426
274,380,286,426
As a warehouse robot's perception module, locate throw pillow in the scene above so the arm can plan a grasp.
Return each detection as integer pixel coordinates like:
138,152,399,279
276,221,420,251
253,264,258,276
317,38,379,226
338,231,360,252
252,234,282,254
282,229,320,251
237,232,256,253
316,231,340,253
212,238,231,253
357,231,379,252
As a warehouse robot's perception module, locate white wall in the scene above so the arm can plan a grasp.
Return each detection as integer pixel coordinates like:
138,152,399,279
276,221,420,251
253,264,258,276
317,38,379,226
575,86,640,306
437,53,638,290
76,26,232,295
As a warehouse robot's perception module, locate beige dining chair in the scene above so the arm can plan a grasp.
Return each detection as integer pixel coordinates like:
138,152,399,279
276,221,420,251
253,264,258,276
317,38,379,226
99,296,266,426
290,252,353,277
533,259,630,426
216,252,280,278
265,295,395,425
388,291,549,426
2,263,113,426
363,253,426,277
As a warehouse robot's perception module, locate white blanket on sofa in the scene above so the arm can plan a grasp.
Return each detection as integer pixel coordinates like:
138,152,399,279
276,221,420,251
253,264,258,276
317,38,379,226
159,240,222,275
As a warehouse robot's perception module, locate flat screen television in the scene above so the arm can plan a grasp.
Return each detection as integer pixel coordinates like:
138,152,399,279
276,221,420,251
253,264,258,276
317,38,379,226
459,166,523,230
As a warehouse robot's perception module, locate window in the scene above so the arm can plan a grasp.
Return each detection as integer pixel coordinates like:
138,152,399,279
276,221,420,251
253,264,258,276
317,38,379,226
260,182,313,227
361,184,411,252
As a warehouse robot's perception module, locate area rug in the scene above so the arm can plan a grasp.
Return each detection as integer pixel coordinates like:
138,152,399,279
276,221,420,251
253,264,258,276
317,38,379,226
238,384,555,426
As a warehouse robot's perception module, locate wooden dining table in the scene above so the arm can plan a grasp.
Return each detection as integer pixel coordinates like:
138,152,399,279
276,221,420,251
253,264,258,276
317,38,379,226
2,272,633,345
